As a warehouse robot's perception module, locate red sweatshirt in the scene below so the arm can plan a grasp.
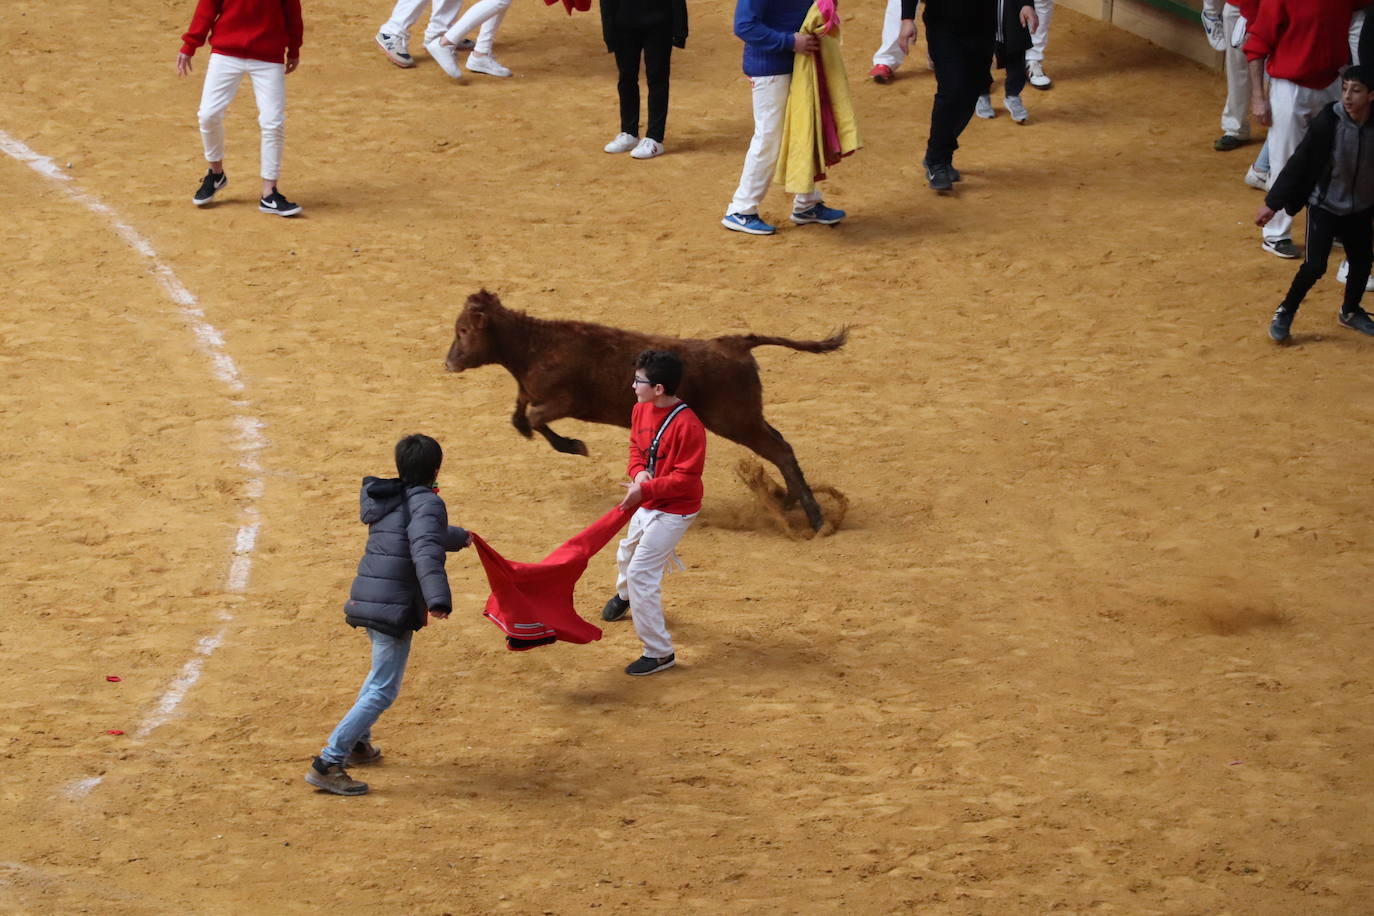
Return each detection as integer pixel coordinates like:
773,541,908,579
181,0,304,64
1244,0,1360,89
627,400,706,516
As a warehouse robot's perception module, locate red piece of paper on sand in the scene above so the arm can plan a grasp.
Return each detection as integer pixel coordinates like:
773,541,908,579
472,506,633,650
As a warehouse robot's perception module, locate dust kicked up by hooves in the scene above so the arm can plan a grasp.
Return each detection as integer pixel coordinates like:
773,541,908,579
734,458,848,539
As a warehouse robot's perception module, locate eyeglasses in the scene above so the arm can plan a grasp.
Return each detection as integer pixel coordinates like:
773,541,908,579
633,377,654,386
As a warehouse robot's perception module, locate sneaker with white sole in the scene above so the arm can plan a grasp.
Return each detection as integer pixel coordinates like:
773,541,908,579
1201,11,1227,51
722,212,776,235
630,137,664,159
259,189,302,217
791,202,846,225
1026,59,1052,89
305,757,369,795
604,132,639,153
625,653,675,676
1244,165,1269,190
192,169,227,206
466,52,511,77
375,31,415,68
1269,305,1294,343
424,37,463,78
975,95,995,119
1335,258,1374,291
1005,95,1028,123
1262,238,1299,259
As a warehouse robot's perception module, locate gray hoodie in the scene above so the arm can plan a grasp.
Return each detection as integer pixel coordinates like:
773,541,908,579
1316,100,1374,215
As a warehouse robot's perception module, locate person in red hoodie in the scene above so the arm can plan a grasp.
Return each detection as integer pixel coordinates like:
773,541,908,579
1245,0,1363,257
176,0,305,216
600,350,706,677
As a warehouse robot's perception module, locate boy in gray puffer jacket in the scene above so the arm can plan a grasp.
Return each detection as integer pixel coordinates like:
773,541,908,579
307,434,472,796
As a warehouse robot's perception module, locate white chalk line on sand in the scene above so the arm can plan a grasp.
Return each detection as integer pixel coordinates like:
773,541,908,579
0,131,266,799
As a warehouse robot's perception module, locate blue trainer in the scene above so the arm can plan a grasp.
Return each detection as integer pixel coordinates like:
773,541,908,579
721,212,776,235
791,202,846,225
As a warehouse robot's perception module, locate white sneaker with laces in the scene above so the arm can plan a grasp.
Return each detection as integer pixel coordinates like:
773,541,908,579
424,37,463,78
1244,165,1269,190
1026,59,1052,89
975,95,995,119
466,52,512,77
604,132,639,154
1336,258,1374,291
375,32,416,68
1005,95,1028,123
630,137,664,159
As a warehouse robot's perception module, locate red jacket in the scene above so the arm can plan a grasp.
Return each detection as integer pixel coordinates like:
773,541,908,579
1244,0,1359,89
627,400,706,516
181,0,304,64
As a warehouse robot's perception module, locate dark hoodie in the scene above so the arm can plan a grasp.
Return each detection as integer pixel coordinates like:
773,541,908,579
1267,101,1374,217
343,477,470,638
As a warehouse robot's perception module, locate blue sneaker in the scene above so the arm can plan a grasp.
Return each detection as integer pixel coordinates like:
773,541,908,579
791,202,846,225
721,212,776,235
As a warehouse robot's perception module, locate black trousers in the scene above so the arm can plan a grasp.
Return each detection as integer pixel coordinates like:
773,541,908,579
613,24,673,142
1280,205,1374,315
924,23,995,167
993,42,1027,96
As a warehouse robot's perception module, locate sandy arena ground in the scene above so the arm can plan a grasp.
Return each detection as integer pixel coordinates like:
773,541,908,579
1,0,1372,912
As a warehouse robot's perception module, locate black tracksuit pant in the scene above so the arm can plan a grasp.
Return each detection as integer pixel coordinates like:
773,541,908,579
1281,205,1374,315
924,23,995,167
613,23,673,142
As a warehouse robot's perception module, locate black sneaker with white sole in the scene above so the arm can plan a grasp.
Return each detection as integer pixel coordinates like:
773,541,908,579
1338,308,1374,335
625,653,675,676
192,169,227,206
602,594,630,622
259,189,302,217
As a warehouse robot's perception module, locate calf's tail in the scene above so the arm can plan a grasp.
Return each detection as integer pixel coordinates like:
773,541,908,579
727,327,849,354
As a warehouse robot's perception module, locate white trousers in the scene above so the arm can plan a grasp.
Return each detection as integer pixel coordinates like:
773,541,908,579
615,507,697,658
726,75,824,216
1352,9,1366,63
1264,76,1341,243
442,0,511,55
1026,0,1054,62
197,53,286,181
1220,3,1251,138
382,0,466,43
872,0,906,70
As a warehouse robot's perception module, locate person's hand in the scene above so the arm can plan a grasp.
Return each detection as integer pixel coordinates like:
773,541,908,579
633,471,652,484
1020,6,1038,31
897,20,916,53
618,481,644,511
794,32,819,54
1252,95,1272,126
429,607,451,620
1256,205,1276,227
176,52,193,77
285,55,300,74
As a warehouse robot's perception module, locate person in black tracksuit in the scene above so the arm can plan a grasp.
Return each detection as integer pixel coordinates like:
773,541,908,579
1260,64,1374,342
896,0,1036,191
601,0,688,159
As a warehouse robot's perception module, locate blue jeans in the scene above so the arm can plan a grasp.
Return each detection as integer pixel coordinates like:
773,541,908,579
320,628,412,765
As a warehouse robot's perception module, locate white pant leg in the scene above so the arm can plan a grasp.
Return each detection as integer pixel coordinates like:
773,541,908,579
1264,77,1341,243
1220,3,1250,138
1352,9,1366,64
423,0,467,43
381,0,431,35
244,59,287,181
615,508,696,658
443,0,510,46
1026,0,1054,62
872,0,907,70
727,75,791,216
472,7,507,55
197,53,247,165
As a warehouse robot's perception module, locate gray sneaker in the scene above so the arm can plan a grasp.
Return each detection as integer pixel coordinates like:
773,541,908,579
625,653,676,676
305,757,369,795
1005,95,1028,124
975,95,995,119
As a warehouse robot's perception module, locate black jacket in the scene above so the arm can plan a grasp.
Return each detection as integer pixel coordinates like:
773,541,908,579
1267,106,1341,216
602,0,688,51
342,477,469,638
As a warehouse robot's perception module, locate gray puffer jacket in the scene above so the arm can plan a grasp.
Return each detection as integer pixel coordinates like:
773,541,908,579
343,477,470,638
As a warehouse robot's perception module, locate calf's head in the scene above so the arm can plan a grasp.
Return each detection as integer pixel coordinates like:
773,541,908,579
444,290,503,372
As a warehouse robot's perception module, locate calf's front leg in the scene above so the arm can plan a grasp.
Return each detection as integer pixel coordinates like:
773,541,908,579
526,399,588,456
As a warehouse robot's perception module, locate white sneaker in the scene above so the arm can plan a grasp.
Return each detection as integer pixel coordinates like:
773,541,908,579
1005,95,1028,124
630,137,664,159
975,95,995,119
1027,59,1052,90
604,132,639,154
1201,11,1227,51
424,37,463,79
466,52,511,78
375,31,416,68
1244,165,1269,190
1335,258,1374,291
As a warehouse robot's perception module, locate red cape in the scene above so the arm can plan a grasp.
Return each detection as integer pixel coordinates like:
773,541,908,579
471,506,632,650
544,0,590,14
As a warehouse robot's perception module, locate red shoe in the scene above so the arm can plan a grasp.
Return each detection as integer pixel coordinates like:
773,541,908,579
869,64,894,84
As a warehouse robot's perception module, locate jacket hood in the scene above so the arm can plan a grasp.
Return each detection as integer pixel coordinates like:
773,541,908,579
359,476,406,524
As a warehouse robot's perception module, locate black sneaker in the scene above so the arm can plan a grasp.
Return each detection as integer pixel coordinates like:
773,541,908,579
192,169,227,206
1214,134,1243,152
1269,306,1294,343
259,189,302,217
1338,308,1374,335
922,158,960,183
602,594,630,622
925,161,954,192
625,653,675,676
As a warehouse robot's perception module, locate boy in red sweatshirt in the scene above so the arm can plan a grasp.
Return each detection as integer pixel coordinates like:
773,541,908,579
601,350,706,676
176,0,305,216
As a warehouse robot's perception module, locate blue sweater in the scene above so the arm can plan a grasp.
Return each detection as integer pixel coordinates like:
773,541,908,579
734,0,810,76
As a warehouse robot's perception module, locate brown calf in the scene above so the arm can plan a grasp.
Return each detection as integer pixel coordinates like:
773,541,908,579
443,290,848,532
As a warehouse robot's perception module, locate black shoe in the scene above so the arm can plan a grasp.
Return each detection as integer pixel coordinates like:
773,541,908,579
1269,306,1294,343
259,189,302,217
1338,308,1374,335
925,161,954,192
625,653,675,676
192,169,227,206
1214,134,1244,152
344,740,382,766
601,594,630,622
921,158,960,183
